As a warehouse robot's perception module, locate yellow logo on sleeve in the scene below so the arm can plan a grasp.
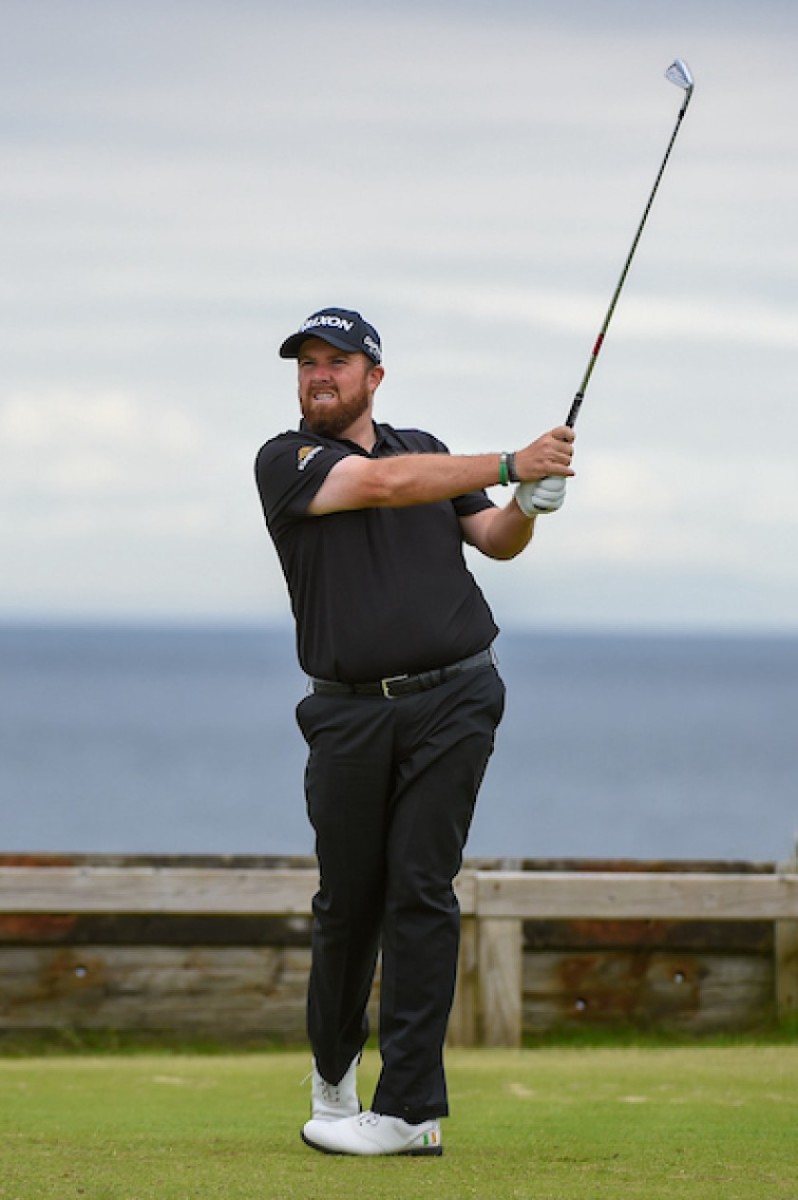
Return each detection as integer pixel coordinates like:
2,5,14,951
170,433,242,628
297,445,323,472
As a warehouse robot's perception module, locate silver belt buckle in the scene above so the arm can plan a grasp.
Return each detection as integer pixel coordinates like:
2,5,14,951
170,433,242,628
380,673,408,698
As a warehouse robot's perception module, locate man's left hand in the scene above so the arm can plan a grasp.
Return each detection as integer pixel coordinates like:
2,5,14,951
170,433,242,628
514,476,567,517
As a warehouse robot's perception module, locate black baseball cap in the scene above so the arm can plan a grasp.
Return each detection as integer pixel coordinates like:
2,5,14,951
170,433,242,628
279,307,382,365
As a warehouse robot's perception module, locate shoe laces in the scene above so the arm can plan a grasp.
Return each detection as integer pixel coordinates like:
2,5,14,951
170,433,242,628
357,1112,380,1128
320,1079,342,1104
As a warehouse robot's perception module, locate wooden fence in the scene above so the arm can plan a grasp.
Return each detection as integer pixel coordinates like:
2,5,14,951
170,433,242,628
1,854,797,1045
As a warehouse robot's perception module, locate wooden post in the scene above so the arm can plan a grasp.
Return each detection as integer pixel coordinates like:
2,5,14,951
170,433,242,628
477,918,523,1047
447,869,478,1046
775,840,798,1021
448,916,478,1046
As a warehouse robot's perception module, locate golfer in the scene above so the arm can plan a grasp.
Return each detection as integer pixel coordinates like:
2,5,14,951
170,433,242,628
254,307,574,1157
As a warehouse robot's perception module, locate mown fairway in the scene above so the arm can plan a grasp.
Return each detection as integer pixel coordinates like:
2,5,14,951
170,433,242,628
1,1045,796,1199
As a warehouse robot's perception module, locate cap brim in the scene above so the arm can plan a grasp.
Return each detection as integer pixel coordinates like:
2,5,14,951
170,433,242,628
279,330,357,359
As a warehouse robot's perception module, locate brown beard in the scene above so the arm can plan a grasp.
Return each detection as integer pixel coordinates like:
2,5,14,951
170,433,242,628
301,386,370,440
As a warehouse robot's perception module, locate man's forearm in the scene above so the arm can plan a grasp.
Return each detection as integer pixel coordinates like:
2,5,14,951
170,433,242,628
371,452,505,507
308,427,575,516
461,498,536,560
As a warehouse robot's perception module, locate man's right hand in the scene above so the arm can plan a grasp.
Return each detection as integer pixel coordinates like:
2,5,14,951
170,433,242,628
514,426,575,481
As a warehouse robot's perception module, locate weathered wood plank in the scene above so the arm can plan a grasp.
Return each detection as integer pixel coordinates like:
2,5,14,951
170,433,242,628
0,867,320,915
7,866,794,922
0,867,477,917
455,870,477,916
477,872,798,921
523,950,774,1034
0,945,310,1037
523,918,773,953
0,913,315,948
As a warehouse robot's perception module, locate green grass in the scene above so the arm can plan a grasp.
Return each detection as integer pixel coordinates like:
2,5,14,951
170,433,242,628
1,1046,797,1199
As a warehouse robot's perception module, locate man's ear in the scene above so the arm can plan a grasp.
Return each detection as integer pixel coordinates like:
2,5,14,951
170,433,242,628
369,364,385,396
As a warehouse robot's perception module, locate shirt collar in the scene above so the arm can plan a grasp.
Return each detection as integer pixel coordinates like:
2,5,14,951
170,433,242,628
297,419,398,456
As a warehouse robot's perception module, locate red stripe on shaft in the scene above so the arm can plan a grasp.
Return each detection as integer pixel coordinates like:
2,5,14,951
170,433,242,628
592,333,605,357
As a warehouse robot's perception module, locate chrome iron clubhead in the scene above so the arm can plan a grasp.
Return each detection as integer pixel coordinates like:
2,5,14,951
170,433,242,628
665,59,694,93
665,59,694,115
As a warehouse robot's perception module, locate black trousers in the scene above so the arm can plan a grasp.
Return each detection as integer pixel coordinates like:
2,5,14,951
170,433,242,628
296,663,505,1124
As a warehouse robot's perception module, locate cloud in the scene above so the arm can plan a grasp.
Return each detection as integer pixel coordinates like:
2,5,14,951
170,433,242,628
0,387,264,571
392,283,798,350
0,386,279,619
2,0,797,628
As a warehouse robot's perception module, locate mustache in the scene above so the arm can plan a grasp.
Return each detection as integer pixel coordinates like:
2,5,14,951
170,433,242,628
300,387,370,438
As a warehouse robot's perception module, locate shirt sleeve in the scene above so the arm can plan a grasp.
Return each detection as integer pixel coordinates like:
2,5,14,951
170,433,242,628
452,488,496,518
255,433,350,522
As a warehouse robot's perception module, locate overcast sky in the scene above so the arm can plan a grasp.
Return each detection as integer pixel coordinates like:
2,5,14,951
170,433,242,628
3,0,797,633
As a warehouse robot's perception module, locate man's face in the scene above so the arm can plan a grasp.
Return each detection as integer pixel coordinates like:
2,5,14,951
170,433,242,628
297,338,383,439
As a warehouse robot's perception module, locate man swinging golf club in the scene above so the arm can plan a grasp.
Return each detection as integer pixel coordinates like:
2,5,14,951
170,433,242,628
255,306,574,1156
254,53,694,1161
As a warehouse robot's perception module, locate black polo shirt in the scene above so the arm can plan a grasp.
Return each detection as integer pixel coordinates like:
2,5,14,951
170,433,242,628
255,421,499,682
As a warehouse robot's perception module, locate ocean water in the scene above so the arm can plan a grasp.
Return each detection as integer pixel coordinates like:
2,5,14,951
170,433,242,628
1,624,796,864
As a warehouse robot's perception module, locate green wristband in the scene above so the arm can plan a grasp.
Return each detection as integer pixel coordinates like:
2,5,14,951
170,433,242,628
498,453,510,486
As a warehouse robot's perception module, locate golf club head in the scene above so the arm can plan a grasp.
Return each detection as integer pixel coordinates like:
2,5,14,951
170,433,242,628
665,59,694,93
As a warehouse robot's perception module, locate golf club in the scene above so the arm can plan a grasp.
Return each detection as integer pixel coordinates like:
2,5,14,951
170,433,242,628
565,58,695,428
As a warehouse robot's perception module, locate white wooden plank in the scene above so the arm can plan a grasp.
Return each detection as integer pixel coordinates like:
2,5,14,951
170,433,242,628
4,866,798,921
0,866,478,916
0,867,319,914
475,871,798,921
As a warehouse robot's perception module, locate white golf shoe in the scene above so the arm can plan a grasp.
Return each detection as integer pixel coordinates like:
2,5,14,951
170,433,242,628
302,1110,443,1157
310,1055,360,1121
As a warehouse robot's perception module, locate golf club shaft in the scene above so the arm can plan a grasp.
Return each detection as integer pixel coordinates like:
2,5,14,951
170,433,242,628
566,79,694,428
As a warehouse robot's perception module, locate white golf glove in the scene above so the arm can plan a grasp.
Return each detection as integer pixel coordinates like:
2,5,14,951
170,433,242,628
514,475,567,517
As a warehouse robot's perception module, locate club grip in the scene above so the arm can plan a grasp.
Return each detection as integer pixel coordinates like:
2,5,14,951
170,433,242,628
566,392,583,428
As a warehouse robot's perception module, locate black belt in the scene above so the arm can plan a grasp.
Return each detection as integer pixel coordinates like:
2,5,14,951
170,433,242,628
311,647,495,699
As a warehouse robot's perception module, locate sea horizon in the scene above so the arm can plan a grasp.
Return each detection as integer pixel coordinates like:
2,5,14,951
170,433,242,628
2,622,796,866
